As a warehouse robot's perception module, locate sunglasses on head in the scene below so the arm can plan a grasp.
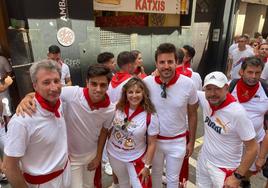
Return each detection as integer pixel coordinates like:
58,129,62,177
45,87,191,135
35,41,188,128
160,83,167,98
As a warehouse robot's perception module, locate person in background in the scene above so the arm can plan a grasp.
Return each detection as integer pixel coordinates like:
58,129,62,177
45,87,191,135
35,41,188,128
249,38,260,56
108,51,136,103
226,35,255,80
131,50,147,79
97,52,116,74
181,45,195,69
229,57,268,188
47,45,72,86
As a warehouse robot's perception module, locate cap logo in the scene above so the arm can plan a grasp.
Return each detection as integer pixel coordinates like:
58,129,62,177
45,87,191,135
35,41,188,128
210,75,216,79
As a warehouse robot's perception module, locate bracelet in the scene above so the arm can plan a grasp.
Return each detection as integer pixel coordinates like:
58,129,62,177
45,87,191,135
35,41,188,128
144,164,152,169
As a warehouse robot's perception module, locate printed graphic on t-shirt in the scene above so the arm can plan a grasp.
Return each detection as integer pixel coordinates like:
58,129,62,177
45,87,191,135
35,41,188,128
111,117,138,150
205,116,231,134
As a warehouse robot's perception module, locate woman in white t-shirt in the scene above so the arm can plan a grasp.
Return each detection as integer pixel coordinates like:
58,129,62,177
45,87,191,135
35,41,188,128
107,77,160,188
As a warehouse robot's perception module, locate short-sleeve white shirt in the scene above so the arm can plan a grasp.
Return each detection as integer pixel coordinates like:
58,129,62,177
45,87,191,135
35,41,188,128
61,86,115,157
61,63,71,86
229,48,254,79
231,84,268,142
143,75,198,138
187,68,202,91
198,91,256,168
261,62,268,82
107,78,131,103
107,109,159,162
4,99,68,175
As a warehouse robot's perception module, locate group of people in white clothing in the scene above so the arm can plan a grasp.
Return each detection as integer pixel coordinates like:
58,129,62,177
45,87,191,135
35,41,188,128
2,41,268,188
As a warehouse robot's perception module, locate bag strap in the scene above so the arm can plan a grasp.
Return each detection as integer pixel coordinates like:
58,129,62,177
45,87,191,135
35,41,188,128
146,113,151,127
228,79,239,93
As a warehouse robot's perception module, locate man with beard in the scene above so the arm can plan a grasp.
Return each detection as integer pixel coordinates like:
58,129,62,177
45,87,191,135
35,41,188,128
196,71,257,188
3,60,71,188
229,57,268,187
143,43,198,188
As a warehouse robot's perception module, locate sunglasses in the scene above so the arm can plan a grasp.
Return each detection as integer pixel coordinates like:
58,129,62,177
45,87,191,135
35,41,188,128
161,83,167,98
122,117,128,130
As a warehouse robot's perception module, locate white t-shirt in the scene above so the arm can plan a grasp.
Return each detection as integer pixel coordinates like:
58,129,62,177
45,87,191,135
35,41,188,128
4,99,68,175
188,68,202,91
61,63,71,86
61,86,115,157
107,78,131,103
261,62,268,83
107,109,159,162
198,92,256,168
229,48,254,79
228,43,253,55
231,84,268,142
143,75,198,138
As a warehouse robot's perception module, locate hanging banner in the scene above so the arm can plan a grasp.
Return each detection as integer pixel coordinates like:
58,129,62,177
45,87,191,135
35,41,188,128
94,0,189,14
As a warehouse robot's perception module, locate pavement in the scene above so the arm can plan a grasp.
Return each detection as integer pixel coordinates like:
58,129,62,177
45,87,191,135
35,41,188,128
2,108,267,187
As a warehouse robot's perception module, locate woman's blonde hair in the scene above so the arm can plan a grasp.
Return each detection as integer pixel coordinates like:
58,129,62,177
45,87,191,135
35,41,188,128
116,77,156,114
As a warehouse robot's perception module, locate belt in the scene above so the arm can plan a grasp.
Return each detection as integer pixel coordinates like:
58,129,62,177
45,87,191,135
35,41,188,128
23,159,68,184
157,131,188,140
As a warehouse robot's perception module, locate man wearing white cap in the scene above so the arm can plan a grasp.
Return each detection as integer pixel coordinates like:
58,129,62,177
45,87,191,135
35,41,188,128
196,71,257,188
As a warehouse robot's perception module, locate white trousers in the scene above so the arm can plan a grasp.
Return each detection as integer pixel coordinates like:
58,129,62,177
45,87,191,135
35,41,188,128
196,154,235,188
151,138,186,188
109,154,142,188
70,152,96,188
27,162,71,188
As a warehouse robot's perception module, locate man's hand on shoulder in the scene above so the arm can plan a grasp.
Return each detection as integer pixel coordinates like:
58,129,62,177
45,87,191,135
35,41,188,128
16,93,36,117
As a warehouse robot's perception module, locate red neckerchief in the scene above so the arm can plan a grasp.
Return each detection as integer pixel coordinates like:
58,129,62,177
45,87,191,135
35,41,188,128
183,60,191,69
236,79,259,103
83,88,110,110
263,57,268,63
176,66,192,77
35,92,61,118
209,93,236,116
154,74,179,87
124,103,144,121
111,72,132,88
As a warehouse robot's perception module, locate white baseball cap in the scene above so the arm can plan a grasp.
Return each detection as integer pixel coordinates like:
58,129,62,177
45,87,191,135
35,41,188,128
203,71,228,88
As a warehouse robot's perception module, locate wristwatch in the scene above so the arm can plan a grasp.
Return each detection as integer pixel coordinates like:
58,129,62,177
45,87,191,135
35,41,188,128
144,164,152,169
233,171,245,180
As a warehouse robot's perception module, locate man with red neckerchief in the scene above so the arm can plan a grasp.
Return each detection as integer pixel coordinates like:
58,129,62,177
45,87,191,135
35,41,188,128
3,60,71,188
176,49,202,188
229,56,268,187
108,51,136,103
196,71,257,188
143,43,198,188
176,48,202,91
16,64,115,188
181,45,196,70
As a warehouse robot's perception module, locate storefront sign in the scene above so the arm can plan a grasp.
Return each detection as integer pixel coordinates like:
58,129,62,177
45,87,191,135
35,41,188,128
94,0,188,14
